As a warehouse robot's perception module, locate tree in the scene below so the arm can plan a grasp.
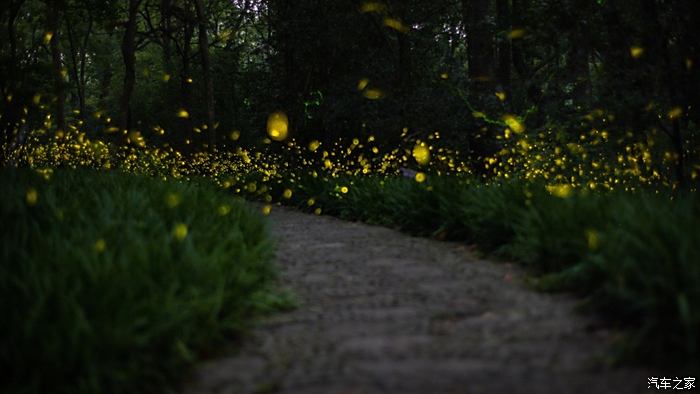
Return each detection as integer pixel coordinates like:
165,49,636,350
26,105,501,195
1,0,29,158
462,0,495,96
193,0,216,146
118,0,141,132
46,0,67,132
64,1,94,119
495,0,511,94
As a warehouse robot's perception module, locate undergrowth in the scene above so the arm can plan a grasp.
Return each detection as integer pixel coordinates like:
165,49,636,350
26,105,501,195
0,168,291,394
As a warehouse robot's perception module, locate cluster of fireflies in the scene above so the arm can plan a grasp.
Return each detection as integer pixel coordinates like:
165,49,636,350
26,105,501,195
7,84,698,234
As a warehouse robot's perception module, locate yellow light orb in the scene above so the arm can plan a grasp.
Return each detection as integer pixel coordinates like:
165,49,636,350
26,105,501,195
668,107,683,120
267,111,289,141
502,115,525,133
360,2,386,13
383,17,409,33
26,188,38,206
165,192,181,208
545,184,573,198
363,88,384,100
357,78,369,90
172,223,188,241
217,204,231,216
630,46,645,58
308,140,320,152
94,239,106,253
585,229,599,250
412,143,430,165
508,29,526,39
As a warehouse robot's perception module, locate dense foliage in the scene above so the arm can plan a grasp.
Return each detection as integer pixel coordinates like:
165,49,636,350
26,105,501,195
0,168,289,393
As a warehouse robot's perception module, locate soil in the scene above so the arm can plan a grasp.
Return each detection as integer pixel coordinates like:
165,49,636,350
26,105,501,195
184,207,649,394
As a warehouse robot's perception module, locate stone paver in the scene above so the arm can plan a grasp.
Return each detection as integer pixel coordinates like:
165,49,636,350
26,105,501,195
185,207,648,394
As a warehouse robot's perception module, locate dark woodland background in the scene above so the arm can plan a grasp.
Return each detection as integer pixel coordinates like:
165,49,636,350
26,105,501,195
1,0,699,186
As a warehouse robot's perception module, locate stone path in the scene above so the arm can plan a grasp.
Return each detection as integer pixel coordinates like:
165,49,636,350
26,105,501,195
185,207,648,394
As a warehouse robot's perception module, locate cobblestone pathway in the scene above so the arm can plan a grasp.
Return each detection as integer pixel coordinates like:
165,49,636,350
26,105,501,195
185,207,647,394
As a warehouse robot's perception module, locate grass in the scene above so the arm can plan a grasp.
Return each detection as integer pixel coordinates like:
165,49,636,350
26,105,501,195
0,168,290,394
583,194,700,363
248,172,700,369
4,128,698,374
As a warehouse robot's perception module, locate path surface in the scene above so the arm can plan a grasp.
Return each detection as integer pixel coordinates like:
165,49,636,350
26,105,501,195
185,207,648,394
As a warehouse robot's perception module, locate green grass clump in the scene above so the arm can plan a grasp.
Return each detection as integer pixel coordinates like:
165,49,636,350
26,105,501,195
584,193,700,364
432,179,529,250
0,168,287,394
510,189,700,366
340,177,443,232
508,191,610,285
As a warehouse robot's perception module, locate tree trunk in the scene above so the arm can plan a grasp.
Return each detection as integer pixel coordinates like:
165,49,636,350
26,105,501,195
98,67,112,112
47,0,66,132
158,0,179,132
564,0,591,108
193,0,216,146
274,0,298,123
644,0,685,188
462,0,496,171
566,43,590,108
1,0,25,160
510,0,529,78
496,0,511,93
160,0,174,75
179,14,194,135
463,0,495,94
118,0,140,132
7,1,24,67
65,15,92,118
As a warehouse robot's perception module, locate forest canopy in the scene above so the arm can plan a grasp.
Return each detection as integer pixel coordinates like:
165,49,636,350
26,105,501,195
1,0,699,189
